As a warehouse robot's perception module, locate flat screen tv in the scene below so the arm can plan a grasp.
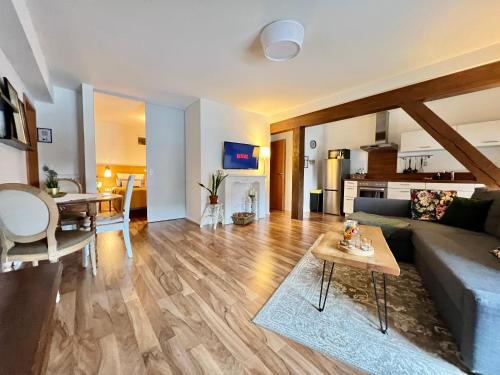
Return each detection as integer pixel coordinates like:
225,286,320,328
223,141,260,169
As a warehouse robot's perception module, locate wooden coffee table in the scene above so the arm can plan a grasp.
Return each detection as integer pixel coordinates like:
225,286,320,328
311,223,400,333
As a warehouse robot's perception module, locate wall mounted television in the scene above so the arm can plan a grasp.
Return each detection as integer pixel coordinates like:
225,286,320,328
223,141,260,169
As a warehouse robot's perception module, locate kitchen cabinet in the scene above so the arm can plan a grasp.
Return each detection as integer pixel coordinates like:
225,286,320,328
400,120,500,153
343,180,358,215
425,182,477,198
400,129,454,152
456,120,500,148
387,181,426,200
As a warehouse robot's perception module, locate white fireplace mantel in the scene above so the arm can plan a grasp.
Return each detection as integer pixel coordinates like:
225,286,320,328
220,175,267,224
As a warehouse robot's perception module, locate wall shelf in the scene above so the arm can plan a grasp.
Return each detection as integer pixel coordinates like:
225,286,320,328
0,137,33,151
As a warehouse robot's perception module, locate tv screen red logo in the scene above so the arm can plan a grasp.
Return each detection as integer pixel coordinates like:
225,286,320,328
236,153,249,159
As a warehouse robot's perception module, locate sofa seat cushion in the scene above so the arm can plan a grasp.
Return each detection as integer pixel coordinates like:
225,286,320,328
404,219,500,312
347,212,412,240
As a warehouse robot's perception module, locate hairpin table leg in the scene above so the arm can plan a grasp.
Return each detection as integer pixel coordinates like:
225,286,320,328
372,271,388,334
318,260,335,312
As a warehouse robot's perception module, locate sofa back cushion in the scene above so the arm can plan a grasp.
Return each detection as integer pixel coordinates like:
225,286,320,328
471,188,500,238
410,189,456,221
439,197,493,232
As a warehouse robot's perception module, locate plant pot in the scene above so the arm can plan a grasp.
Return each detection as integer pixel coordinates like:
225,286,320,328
209,195,218,204
46,187,60,196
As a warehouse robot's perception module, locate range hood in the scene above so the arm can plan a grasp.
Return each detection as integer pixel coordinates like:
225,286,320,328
360,111,398,152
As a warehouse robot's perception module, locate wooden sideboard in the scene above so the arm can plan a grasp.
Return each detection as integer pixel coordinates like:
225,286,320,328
0,263,62,374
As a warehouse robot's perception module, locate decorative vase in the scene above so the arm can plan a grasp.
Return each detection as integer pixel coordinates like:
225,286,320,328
343,220,359,241
209,195,218,204
46,187,60,196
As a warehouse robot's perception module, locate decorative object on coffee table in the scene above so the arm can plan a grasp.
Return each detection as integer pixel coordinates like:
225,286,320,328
199,170,227,205
42,165,60,196
231,212,255,225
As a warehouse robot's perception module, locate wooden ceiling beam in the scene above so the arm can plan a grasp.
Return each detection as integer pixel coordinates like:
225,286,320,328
401,100,500,188
271,60,500,134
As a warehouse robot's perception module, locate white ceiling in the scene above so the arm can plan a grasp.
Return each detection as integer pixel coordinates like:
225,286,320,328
26,0,500,116
94,92,145,127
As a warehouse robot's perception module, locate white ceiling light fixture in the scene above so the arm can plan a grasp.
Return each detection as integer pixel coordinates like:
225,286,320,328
260,20,304,61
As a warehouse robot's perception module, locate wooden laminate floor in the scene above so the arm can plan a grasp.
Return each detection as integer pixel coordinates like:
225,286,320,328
47,212,362,374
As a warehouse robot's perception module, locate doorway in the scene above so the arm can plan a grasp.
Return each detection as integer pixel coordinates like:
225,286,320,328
270,139,286,211
94,92,147,218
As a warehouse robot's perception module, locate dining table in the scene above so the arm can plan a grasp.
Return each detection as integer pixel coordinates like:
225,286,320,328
54,192,122,264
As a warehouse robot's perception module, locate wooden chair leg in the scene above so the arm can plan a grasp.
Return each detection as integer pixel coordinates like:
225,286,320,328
123,224,133,258
89,237,97,276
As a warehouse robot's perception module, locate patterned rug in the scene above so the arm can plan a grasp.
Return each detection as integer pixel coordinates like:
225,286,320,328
253,248,467,374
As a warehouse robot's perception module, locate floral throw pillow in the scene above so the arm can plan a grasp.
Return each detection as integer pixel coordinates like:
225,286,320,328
410,189,457,221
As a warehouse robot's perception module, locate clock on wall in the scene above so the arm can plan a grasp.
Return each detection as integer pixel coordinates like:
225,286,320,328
310,140,317,149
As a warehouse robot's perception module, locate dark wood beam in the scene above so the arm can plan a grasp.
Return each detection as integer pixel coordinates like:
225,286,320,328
23,94,39,187
291,127,305,220
271,60,500,134
401,100,500,188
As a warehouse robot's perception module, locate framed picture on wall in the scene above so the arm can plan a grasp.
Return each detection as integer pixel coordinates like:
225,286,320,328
18,99,30,145
4,78,27,144
0,85,8,139
37,127,52,143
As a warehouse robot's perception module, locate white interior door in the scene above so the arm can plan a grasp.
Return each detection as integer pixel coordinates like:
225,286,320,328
146,103,186,222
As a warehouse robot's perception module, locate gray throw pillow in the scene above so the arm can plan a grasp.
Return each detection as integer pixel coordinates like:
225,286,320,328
471,188,500,238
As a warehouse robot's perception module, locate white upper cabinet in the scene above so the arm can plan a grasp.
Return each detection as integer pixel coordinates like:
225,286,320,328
456,120,500,148
400,129,452,152
400,120,500,153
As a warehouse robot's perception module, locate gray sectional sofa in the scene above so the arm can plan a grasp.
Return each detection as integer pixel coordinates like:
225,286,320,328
352,189,500,374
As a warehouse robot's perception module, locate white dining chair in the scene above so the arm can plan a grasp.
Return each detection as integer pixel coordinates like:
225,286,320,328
0,183,97,275
95,175,135,258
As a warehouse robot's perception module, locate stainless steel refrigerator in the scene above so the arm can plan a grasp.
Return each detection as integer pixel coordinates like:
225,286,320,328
323,158,350,215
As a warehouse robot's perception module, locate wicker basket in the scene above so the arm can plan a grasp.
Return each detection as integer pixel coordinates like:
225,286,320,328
231,212,255,225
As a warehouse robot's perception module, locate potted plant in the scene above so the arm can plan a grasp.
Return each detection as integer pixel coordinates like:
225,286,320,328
199,171,228,204
42,165,59,196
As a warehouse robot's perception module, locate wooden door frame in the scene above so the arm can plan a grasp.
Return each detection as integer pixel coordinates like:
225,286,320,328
270,61,500,219
23,94,39,187
270,139,286,211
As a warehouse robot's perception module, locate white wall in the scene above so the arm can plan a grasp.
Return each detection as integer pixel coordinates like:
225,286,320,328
323,115,375,174
303,126,325,212
35,86,82,183
146,103,185,222
0,46,28,184
95,121,146,166
270,131,293,212
185,100,201,222
185,98,269,223
82,83,96,192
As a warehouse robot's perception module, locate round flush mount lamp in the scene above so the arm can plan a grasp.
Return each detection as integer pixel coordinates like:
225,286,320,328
260,20,304,61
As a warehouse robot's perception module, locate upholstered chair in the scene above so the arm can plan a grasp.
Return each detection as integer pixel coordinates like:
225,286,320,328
58,178,83,193
95,175,135,257
58,178,90,229
0,183,97,275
